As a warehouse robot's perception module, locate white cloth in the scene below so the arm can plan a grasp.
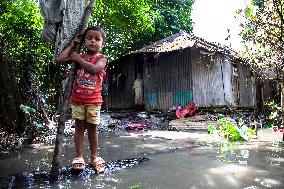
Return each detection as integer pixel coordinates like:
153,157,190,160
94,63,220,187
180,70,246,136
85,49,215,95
39,0,87,58
133,79,143,105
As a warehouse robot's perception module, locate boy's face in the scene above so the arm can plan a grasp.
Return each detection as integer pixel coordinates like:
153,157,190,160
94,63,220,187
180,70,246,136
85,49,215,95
84,30,104,53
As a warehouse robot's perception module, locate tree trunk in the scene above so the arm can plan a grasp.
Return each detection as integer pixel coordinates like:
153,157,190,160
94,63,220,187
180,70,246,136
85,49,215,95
0,35,24,134
51,0,96,175
281,78,284,141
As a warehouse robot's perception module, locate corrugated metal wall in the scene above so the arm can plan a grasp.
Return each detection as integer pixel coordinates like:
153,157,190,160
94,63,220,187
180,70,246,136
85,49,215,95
237,63,256,107
108,56,136,109
191,48,226,106
107,48,257,111
144,48,192,111
221,57,235,105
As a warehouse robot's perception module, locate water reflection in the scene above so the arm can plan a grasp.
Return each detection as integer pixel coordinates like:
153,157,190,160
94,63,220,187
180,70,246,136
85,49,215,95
0,157,149,188
205,140,284,189
0,131,283,189
206,139,284,168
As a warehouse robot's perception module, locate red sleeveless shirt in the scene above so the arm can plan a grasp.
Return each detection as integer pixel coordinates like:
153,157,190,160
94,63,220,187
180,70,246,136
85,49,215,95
70,54,107,105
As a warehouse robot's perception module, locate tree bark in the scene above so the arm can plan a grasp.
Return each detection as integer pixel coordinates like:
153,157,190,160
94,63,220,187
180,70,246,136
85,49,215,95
0,35,24,134
282,80,284,141
51,0,96,175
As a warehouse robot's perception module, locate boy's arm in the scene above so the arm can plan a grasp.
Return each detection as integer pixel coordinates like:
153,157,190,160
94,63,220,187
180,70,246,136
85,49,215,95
57,38,80,64
57,45,74,64
69,53,107,74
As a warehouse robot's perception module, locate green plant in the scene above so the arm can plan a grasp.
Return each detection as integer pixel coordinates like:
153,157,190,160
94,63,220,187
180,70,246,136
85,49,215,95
265,100,281,128
20,104,36,115
238,0,283,132
208,118,258,141
129,183,141,189
20,104,45,138
208,124,216,134
217,118,243,141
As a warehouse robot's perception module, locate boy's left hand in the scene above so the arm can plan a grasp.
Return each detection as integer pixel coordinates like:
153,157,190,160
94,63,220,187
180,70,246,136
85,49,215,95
67,52,81,62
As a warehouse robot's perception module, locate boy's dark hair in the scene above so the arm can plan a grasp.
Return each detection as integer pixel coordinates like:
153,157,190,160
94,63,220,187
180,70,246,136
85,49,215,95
81,26,106,43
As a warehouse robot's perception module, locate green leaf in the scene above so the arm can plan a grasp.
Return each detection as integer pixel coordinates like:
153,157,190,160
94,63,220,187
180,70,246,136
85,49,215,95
236,8,242,14
269,112,278,120
244,7,253,18
20,104,36,115
129,184,141,189
208,125,215,134
33,121,44,128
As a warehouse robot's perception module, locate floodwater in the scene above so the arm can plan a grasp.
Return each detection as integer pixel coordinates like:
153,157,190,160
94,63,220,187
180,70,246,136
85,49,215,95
0,130,283,189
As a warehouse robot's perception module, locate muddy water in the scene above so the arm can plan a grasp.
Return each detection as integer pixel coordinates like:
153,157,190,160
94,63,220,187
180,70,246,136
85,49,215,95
0,131,283,189
99,146,284,189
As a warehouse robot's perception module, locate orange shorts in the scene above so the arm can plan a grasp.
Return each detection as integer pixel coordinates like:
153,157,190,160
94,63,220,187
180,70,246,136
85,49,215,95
71,104,101,125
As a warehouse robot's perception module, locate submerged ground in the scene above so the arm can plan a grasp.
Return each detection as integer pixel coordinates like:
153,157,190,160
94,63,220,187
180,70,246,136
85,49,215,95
0,111,283,189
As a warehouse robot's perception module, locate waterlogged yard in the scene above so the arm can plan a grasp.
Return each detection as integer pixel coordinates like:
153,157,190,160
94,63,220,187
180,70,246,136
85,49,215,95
0,126,283,189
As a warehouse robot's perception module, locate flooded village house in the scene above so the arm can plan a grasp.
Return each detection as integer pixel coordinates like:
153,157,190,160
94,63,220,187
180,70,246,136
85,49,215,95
107,31,256,112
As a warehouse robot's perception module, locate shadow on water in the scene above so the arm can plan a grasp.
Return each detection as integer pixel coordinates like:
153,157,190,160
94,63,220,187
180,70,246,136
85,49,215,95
0,157,149,188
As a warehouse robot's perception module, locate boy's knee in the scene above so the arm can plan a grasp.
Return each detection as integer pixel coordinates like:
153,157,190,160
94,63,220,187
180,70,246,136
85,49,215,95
75,119,86,131
86,123,98,133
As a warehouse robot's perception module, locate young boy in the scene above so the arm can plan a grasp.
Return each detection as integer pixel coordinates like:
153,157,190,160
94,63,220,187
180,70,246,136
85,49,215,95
58,26,107,173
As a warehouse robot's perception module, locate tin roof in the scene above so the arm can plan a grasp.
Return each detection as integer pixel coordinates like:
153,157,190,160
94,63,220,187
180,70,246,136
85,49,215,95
132,31,241,59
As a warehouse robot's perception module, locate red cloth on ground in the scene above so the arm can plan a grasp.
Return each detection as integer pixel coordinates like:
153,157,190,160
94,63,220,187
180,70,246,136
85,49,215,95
176,102,197,119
